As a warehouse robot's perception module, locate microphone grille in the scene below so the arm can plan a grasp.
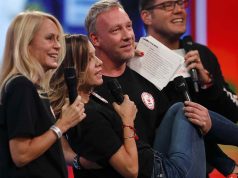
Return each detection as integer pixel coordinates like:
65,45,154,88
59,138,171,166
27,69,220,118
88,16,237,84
64,67,76,78
107,79,124,104
174,76,188,93
182,35,194,52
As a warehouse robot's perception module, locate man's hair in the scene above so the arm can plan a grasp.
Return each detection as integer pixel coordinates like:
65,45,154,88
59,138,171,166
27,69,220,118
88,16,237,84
139,0,155,11
85,0,123,34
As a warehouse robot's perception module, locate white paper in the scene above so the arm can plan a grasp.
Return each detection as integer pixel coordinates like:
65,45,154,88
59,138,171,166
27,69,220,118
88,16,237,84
127,36,184,90
171,48,191,80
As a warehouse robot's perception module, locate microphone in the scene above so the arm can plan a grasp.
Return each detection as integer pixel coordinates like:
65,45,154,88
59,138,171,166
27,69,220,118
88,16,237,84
64,67,78,104
182,35,199,93
107,79,124,104
174,76,191,101
174,76,203,136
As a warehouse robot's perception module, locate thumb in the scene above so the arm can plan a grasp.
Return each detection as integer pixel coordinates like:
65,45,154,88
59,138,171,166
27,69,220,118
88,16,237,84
62,98,70,110
112,102,119,111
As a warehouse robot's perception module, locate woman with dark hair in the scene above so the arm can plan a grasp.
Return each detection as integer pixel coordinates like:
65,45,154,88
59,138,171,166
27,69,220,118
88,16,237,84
50,33,238,178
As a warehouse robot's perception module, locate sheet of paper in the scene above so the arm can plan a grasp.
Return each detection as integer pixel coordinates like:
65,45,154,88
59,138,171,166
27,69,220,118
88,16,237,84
127,36,184,90
171,48,190,80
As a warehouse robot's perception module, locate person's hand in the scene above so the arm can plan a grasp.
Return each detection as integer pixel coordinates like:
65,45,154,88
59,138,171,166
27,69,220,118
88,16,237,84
135,49,144,57
112,95,137,125
183,101,212,135
56,96,86,133
134,42,144,57
184,50,211,84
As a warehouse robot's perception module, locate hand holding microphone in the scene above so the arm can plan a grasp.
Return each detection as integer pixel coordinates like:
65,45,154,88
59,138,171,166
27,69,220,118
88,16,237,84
183,36,213,91
107,79,137,124
54,67,86,134
182,35,200,92
174,76,211,135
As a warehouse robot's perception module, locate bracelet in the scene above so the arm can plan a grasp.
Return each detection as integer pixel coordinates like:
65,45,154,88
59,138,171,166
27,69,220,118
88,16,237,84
124,135,138,139
73,154,82,170
122,125,139,140
50,125,62,139
200,69,213,89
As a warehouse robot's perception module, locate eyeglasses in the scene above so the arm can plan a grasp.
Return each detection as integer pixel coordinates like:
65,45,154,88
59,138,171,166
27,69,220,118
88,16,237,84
146,0,189,11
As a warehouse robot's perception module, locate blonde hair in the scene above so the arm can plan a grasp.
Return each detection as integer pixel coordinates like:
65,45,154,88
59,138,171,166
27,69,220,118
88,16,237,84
0,10,65,94
85,0,123,35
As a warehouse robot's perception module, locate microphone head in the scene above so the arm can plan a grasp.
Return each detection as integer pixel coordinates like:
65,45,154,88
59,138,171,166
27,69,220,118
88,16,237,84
64,67,78,104
182,35,199,92
64,67,76,80
174,76,188,93
107,79,124,104
182,35,194,52
174,76,191,101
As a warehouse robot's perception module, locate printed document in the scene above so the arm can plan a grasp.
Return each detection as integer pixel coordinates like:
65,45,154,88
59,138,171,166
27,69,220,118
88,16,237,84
127,36,184,90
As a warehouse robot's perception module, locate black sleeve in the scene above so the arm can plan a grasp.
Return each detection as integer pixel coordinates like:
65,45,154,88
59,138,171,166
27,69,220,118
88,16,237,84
5,77,39,139
73,102,123,164
197,44,238,122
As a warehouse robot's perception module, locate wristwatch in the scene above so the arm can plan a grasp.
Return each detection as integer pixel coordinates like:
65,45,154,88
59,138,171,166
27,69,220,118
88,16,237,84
73,154,82,170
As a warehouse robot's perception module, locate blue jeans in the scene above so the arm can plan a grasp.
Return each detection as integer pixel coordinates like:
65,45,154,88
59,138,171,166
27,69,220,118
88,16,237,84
205,142,236,176
206,110,238,145
205,111,238,175
152,102,206,178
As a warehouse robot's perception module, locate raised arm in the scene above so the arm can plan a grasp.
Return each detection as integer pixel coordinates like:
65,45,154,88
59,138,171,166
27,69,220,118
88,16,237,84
10,96,85,167
110,95,138,178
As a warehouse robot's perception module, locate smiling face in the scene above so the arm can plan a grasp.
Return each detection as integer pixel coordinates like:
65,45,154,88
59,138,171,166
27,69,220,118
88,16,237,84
84,42,103,88
28,18,61,71
91,7,135,65
142,0,187,41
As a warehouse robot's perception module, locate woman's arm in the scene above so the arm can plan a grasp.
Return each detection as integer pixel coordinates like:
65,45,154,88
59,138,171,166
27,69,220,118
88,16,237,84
61,136,76,165
61,136,102,169
109,95,138,178
9,96,85,167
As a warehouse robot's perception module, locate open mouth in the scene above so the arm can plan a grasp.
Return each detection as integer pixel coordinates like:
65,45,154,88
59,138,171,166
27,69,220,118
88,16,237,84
171,18,184,24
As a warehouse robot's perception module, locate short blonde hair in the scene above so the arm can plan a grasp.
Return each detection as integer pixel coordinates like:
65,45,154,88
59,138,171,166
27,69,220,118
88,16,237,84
85,0,123,35
0,10,65,93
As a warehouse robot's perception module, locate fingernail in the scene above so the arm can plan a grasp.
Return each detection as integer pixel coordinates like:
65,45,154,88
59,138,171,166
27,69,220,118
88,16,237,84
140,52,144,56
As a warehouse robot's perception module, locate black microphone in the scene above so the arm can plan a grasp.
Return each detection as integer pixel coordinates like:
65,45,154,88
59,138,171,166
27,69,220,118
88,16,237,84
107,79,124,104
64,67,78,104
182,35,199,93
174,76,191,101
174,76,203,136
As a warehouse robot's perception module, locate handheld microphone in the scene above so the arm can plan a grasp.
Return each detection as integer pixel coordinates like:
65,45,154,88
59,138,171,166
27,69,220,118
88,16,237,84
64,67,78,104
174,76,203,136
182,35,199,93
107,79,124,104
174,76,191,101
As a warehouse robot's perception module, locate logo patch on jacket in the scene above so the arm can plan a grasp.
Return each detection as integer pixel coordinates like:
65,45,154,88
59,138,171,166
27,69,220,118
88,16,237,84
141,92,155,110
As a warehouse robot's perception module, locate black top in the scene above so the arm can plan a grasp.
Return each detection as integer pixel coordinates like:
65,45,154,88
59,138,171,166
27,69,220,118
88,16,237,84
68,67,170,178
0,75,67,178
163,41,238,123
68,98,155,178
95,67,170,146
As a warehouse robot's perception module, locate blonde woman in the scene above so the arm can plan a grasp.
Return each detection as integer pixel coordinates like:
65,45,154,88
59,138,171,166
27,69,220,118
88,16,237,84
0,11,85,178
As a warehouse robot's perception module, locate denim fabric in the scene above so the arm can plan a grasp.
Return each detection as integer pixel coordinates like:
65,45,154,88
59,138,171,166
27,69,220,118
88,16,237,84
206,110,238,145
205,110,238,175
151,150,166,178
205,142,236,176
152,102,206,178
